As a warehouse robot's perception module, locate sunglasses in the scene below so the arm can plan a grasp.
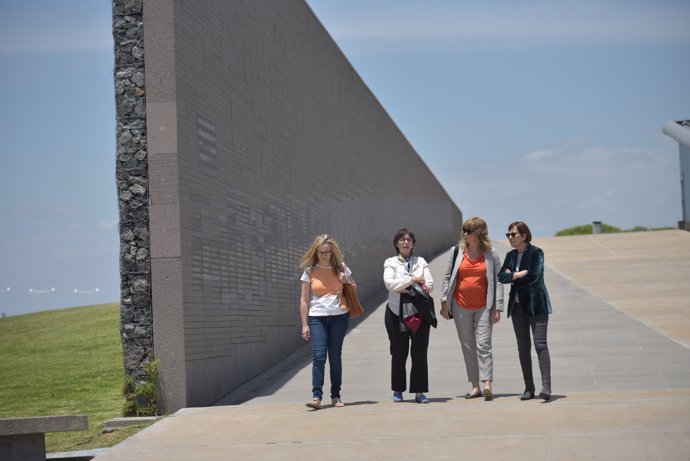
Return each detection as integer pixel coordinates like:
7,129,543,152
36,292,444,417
462,228,473,234
505,232,519,238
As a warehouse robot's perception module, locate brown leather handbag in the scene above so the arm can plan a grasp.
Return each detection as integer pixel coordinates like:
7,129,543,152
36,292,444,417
342,283,364,318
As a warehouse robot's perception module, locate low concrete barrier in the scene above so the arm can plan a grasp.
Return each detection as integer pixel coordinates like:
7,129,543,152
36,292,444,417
0,415,88,461
103,416,159,433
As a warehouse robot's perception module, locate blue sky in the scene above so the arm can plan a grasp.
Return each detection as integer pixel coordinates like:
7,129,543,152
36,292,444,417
1,0,688,316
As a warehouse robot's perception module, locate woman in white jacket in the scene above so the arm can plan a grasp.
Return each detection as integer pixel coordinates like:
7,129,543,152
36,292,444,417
440,217,504,401
383,228,434,404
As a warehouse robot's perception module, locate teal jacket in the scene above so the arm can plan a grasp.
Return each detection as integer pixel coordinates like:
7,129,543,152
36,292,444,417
498,243,552,317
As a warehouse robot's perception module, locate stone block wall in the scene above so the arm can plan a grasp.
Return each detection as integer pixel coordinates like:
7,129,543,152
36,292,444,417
113,0,153,385
114,0,462,412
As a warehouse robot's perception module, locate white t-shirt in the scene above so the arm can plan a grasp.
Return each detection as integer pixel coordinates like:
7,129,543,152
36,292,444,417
300,264,352,317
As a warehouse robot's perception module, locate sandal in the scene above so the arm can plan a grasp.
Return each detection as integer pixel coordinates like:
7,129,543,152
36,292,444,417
332,398,345,408
306,397,321,409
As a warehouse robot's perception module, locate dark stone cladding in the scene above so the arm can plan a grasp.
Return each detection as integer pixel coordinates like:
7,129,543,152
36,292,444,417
112,0,153,384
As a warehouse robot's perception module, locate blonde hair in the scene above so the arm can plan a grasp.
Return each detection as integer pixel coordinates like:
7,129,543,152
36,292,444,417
459,217,492,253
300,234,345,275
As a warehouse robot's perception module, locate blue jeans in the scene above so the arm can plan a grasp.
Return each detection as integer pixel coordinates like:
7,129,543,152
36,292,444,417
308,313,349,399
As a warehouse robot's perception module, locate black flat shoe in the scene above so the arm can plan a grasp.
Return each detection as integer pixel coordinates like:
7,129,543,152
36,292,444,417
483,389,493,401
519,390,535,400
539,392,551,401
464,391,482,399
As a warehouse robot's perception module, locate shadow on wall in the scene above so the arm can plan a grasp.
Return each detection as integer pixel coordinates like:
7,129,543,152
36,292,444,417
216,290,390,405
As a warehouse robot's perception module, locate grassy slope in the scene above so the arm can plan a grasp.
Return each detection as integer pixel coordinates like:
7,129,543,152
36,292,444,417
0,303,153,452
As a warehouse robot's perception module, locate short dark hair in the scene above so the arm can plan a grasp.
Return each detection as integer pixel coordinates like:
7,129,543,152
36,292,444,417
508,221,532,243
393,228,416,252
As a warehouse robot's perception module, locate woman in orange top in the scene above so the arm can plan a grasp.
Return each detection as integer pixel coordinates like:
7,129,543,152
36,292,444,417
440,217,504,400
300,234,355,409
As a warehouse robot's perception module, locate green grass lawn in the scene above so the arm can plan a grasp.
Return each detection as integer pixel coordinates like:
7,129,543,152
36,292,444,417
0,303,154,452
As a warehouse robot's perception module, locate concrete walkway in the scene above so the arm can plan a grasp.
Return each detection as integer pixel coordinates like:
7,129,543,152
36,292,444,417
94,230,690,460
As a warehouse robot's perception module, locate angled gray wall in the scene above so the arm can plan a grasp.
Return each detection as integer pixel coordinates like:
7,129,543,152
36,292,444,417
115,0,461,412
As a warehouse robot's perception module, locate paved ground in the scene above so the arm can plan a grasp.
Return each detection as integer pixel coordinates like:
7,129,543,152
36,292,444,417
94,230,690,460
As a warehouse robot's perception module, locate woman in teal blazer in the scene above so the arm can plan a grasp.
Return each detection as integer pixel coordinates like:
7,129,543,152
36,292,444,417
498,221,552,401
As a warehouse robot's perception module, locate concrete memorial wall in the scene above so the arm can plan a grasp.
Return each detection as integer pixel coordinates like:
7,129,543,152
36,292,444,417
113,0,462,412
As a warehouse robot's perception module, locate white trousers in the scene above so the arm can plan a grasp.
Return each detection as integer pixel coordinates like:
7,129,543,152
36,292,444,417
451,299,493,383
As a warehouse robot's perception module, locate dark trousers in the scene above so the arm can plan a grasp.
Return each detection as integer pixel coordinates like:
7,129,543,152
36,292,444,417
511,304,551,395
384,306,430,393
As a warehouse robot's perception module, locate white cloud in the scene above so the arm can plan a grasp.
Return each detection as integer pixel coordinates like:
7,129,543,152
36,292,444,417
96,220,119,231
442,142,680,237
49,207,82,218
525,149,554,161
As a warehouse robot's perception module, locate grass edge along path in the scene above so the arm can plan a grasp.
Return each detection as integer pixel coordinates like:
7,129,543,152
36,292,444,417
0,303,155,452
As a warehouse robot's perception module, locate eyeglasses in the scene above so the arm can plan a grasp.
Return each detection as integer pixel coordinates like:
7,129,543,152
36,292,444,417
505,232,519,238
318,250,332,256
462,228,473,234
398,237,413,242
